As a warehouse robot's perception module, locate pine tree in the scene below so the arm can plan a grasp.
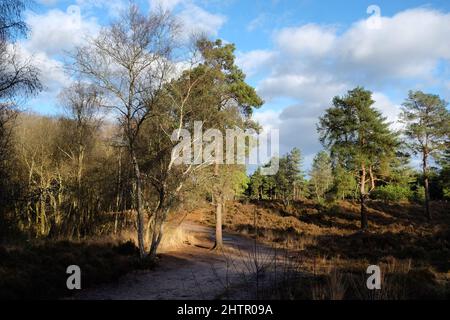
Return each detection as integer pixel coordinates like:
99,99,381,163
318,87,398,230
309,151,333,202
401,91,449,219
436,144,450,200
195,39,263,249
248,168,265,200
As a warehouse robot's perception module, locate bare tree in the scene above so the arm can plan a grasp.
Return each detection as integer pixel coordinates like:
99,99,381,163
58,82,103,191
0,0,41,212
72,4,178,258
0,0,41,102
0,0,28,40
57,82,103,235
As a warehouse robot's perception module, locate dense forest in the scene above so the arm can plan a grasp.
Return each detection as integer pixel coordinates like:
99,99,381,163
0,0,449,300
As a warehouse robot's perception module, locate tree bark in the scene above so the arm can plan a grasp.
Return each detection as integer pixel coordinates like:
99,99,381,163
360,164,368,230
149,212,164,258
213,197,224,249
149,188,167,259
212,163,224,250
131,149,146,258
423,151,432,220
360,194,368,230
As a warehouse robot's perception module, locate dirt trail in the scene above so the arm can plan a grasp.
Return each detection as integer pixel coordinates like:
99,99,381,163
74,221,282,300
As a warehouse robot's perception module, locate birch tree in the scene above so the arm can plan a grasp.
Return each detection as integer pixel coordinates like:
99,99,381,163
72,4,178,257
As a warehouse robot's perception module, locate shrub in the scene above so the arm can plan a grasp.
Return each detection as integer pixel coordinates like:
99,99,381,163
443,187,450,200
0,240,142,299
413,185,426,204
371,185,413,202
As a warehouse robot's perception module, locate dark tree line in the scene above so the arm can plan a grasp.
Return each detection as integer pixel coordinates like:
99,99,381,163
1,0,42,235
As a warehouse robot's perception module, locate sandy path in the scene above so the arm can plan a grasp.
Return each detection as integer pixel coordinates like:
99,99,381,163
73,222,281,300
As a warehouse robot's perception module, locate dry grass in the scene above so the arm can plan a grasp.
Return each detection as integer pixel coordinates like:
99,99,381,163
0,240,150,300
193,199,450,299
158,225,198,252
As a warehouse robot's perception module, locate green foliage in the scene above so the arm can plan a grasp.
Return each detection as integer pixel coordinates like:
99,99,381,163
331,164,358,200
247,148,307,205
318,87,398,170
193,38,262,203
318,87,399,188
318,87,399,229
217,165,249,199
247,168,265,200
371,184,413,202
401,91,449,217
438,148,450,200
318,87,399,195
276,148,304,200
414,185,426,204
383,151,416,186
196,38,264,119
309,151,333,201
401,91,449,158
443,188,450,200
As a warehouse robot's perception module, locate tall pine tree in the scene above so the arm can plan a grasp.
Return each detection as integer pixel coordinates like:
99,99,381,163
401,91,449,220
318,87,398,230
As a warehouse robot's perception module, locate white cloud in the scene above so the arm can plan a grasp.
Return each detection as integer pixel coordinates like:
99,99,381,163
259,74,347,104
275,24,336,57
149,0,227,38
149,0,182,11
253,109,282,132
21,5,101,91
337,9,450,81
24,7,100,56
177,4,226,39
13,45,71,98
36,0,59,6
245,8,450,167
250,109,282,166
372,92,403,130
75,0,126,18
236,50,274,76
247,13,266,32
257,7,450,102
16,5,102,114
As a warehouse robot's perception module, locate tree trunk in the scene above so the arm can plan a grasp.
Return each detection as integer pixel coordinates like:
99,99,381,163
213,197,224,249
149,205,166,259
149,215,163,258
360,193,368,230
212,163,224,250
423,152,432,220
40,195,46,236
149,187,169,259
131,149,146,258
115,149,122,212
360,165,368,230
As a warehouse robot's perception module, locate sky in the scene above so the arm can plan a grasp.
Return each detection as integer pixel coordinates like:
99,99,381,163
21,0,450,170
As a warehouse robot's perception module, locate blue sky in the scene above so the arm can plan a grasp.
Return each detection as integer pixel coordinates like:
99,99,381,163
22,0,450,169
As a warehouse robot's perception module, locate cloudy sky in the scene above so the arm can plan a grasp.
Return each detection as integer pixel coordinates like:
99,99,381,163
22,0,450,169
